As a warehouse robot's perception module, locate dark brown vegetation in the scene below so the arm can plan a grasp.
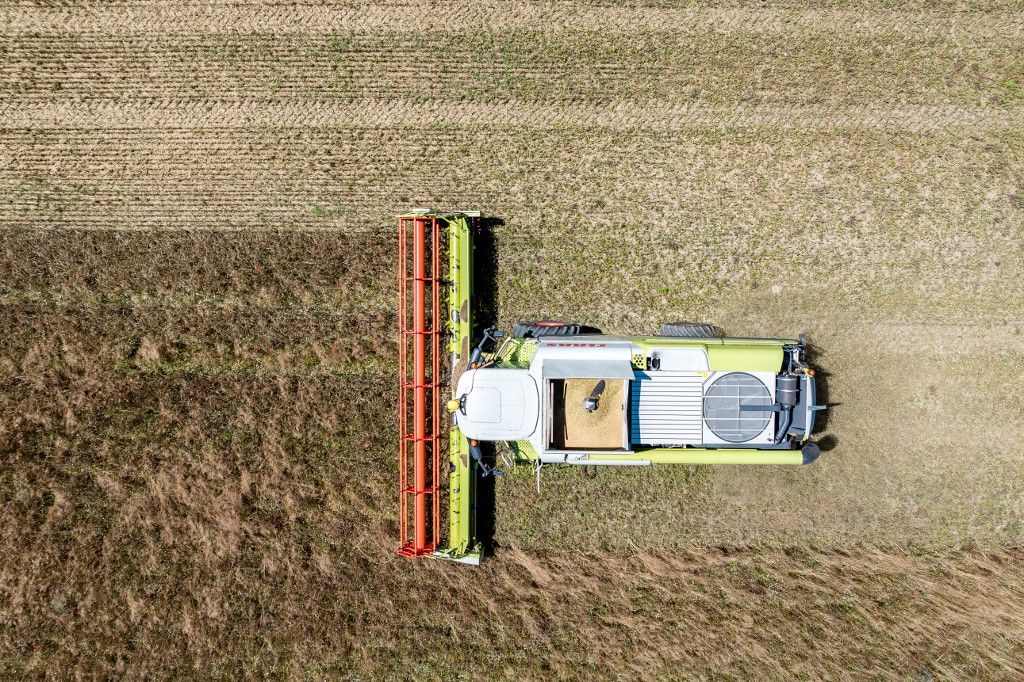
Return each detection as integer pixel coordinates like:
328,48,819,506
2,225,1021,677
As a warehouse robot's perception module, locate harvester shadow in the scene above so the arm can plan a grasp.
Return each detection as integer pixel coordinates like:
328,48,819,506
471,216,504,554
473,216,503,334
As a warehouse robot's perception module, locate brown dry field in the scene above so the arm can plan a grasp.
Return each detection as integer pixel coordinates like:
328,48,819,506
1,0,1023,678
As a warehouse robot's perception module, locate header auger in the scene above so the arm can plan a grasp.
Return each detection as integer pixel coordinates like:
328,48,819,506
397,210,826,565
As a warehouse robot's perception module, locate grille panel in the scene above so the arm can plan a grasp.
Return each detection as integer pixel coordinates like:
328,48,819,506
630,372,704,445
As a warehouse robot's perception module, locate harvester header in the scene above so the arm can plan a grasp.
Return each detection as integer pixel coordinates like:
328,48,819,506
397,210,482,563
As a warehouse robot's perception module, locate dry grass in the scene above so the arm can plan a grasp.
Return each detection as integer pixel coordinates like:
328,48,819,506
1,0,1023,678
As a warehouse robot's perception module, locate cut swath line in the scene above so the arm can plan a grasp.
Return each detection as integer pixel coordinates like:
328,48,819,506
1,100,1021,132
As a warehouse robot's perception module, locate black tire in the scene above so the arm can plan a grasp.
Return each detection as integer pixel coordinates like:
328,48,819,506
658,322,717,338
513,320,581,338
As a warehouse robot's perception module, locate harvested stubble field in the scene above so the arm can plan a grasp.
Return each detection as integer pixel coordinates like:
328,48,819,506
1,0,1023,678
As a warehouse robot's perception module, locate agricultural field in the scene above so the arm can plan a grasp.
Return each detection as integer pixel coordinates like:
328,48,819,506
1,0,1023,678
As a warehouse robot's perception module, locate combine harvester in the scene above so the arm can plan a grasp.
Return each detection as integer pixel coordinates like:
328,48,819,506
397,210,826,564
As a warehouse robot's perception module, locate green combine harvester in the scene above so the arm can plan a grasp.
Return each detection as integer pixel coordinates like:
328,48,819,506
397,210,826,564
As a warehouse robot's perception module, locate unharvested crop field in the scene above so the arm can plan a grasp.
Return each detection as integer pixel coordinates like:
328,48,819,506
1,1,1023,678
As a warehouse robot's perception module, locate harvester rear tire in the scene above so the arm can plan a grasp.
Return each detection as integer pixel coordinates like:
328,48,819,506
659,322,717,338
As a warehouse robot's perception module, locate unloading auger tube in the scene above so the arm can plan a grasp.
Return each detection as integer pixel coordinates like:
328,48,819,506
397,210,483,564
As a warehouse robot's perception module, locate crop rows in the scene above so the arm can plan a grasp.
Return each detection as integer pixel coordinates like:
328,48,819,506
2,30,1021,105
1,1,1020,35
1,0,1022,676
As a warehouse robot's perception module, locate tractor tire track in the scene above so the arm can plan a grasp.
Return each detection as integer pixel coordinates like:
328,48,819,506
2,99,1021,132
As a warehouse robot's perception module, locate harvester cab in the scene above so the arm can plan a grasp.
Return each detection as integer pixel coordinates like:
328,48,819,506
397,210,827,565
454,368,538,442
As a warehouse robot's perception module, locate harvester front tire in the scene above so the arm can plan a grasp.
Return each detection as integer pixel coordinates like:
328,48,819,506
659,322,717,338
513,321,581,338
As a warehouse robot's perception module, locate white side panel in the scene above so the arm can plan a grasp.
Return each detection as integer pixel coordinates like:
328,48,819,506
543,358,635,379
649,347,709,371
